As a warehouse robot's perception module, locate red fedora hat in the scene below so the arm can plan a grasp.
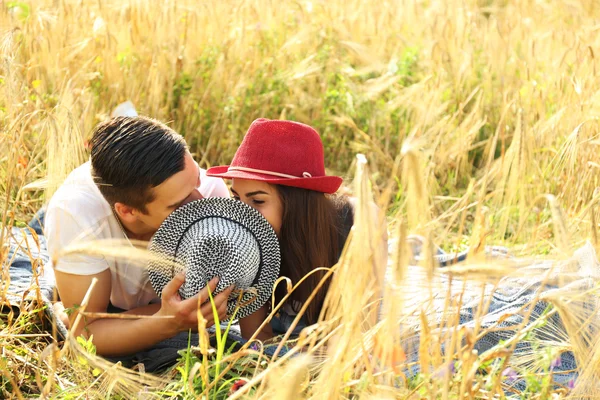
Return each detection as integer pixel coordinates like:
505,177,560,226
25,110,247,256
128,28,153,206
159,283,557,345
207,118,343,194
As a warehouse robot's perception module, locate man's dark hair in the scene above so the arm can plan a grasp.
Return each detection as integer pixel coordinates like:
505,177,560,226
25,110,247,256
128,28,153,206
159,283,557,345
90,116,187,213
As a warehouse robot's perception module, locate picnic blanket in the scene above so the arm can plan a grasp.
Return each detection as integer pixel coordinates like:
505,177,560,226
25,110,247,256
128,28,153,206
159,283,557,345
396,241,600,391
4,214,598,382
2,215,68,339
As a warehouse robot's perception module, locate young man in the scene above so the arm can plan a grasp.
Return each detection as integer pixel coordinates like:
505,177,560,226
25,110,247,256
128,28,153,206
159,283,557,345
46,116,233,357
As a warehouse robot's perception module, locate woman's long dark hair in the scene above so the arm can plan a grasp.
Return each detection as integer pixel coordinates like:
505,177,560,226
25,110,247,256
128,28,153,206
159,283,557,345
274,185,353,325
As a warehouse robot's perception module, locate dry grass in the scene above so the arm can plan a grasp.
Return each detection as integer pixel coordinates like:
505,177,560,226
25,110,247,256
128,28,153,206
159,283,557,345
3,0,600,398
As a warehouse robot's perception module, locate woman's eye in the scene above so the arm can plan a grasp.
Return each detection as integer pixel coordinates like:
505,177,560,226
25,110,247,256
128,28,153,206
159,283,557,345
252,200,265,205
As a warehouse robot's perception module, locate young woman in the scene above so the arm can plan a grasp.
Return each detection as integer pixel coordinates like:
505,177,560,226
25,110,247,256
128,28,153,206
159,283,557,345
207,118,379,340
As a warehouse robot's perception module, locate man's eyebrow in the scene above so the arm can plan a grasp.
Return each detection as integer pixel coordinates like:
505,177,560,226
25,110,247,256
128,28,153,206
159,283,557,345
168,169,200,208
167,196,188,208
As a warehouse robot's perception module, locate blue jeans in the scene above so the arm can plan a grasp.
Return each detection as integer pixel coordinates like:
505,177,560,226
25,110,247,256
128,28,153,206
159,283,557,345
108,312,304,372
271,309,307,337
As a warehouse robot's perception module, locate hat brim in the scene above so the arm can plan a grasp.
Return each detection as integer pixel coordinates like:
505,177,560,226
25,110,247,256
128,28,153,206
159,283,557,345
207,165,343,194
147,197,281,320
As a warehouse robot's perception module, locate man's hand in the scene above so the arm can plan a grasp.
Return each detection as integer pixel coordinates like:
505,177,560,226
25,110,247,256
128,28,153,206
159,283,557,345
157,274,234,335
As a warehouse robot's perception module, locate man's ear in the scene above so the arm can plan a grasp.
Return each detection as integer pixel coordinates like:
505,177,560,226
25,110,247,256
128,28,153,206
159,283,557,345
114,202,139,224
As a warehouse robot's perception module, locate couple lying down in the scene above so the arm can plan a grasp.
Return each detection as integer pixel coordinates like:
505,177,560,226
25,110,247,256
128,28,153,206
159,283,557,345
43,113,385,368
35,111,592,388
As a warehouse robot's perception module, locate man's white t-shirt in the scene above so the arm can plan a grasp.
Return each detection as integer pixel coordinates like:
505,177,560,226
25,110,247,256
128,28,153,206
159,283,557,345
45,161,230,310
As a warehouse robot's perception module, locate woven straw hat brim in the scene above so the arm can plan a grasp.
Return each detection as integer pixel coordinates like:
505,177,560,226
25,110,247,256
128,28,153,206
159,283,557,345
147,197,280,319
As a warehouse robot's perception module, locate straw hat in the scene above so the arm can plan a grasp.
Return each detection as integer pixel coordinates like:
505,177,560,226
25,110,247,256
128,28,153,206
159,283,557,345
147,197,280,319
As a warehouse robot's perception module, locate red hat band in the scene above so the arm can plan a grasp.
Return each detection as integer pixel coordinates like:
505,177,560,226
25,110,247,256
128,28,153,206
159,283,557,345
226,166,314,179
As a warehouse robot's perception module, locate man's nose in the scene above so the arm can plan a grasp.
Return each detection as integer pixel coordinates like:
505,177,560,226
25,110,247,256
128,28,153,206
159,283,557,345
181,189,203,206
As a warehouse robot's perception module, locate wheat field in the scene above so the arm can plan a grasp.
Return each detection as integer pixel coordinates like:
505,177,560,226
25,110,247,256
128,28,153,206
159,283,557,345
2,0,600,398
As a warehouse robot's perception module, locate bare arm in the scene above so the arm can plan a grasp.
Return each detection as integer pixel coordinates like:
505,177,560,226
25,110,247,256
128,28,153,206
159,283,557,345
239,305,274,342
121,303,161,316
56,270,232,357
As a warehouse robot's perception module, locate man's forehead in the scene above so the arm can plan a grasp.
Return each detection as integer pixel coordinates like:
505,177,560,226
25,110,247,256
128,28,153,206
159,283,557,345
151,157,199,204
